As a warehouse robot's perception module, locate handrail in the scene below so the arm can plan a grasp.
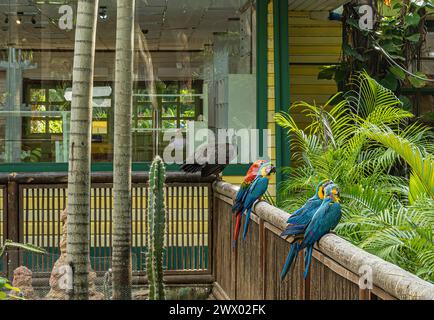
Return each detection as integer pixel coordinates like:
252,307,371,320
214,180,434,300
0,171,216,184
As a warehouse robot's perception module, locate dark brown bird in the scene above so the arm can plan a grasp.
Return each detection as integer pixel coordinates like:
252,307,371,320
181,142,237,177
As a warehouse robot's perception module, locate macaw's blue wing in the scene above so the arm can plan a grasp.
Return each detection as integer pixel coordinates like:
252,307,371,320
302,200,341,248
286,197,323,225
232,185,248,213
280,224,306,237
242,177,269,239
302,199,330,246
301,200,342,279
280,242,301,280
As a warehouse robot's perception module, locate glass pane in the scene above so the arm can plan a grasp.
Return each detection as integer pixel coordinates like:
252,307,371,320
180,104,195,117
31,104,46,111
92,120,108,134
30,89,46,102
135,89,151,102
180,88,195,103
162,105,177,118
0,0,258,163
49,120,63,133
30,120,46,134
49,88,65,102
93,108,109,119
162,85,178,102
162,120,177,129
137,120,152,129
137,105,153,117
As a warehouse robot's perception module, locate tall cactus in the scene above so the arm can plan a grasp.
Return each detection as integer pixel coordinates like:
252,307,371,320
146,156,166,300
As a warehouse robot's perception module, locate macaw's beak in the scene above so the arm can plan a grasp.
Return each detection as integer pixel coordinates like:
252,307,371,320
269,166,276,174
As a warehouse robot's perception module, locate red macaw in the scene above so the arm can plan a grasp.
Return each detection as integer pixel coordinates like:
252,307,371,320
241,163,275,240
231,160,267,247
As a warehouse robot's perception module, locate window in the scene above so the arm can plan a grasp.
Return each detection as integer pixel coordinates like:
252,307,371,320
133,81,202,161
0,1,259,165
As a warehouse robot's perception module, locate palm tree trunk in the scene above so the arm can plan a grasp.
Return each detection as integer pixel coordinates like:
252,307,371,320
66,0,99,300
112,0,135,300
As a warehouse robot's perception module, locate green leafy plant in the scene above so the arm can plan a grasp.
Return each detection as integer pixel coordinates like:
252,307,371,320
146,156,166,300
276,71,434,283
0,239,47,258
0,277,21,300
320,0,431,104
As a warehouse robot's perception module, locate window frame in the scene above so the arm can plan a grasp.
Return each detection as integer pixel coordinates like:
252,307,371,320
0,1,269,176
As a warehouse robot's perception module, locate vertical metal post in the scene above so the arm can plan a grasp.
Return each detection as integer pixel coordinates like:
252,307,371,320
6,174,20,279
62,112,70,162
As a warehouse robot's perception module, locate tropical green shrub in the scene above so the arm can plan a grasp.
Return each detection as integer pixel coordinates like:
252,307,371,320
146,156,166,300
276,71,434,283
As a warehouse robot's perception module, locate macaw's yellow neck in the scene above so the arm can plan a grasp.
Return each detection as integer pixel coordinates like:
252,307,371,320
318,186,324,199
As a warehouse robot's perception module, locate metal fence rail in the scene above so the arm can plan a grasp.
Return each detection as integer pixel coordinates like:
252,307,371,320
0,172,214,279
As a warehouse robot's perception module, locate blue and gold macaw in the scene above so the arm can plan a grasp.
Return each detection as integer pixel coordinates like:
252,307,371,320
300,184,342,279
285,179,334,226
240,162,276,241
279,179,334,280
232,160,267,246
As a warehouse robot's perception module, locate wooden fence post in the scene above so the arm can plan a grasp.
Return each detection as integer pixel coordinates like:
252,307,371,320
359,288,372,300
259,218,266,299
6,173,20,279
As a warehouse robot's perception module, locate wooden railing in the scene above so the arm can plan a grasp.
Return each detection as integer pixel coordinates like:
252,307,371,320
2,174,434,299
0,172,215,282
212,181,434,300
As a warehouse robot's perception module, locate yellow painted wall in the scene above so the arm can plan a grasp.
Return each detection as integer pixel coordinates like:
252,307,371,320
288,11,342,129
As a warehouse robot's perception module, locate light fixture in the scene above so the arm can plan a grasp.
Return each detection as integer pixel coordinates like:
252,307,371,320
98,6,108,20
16,12,23,25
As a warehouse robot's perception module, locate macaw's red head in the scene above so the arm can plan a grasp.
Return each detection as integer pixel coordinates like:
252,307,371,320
247,159,267,176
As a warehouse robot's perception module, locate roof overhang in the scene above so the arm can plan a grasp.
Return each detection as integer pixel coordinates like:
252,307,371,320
289,0,349,12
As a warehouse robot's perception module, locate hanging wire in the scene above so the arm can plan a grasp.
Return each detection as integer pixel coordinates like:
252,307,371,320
370,35,434,82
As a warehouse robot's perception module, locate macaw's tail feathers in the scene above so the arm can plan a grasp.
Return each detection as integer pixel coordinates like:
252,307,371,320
232,213,242,248
280,224,306,237
303,246,313,279
232,201,243,214
242,207,253,240
180,163,202,173
280,242,301,280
